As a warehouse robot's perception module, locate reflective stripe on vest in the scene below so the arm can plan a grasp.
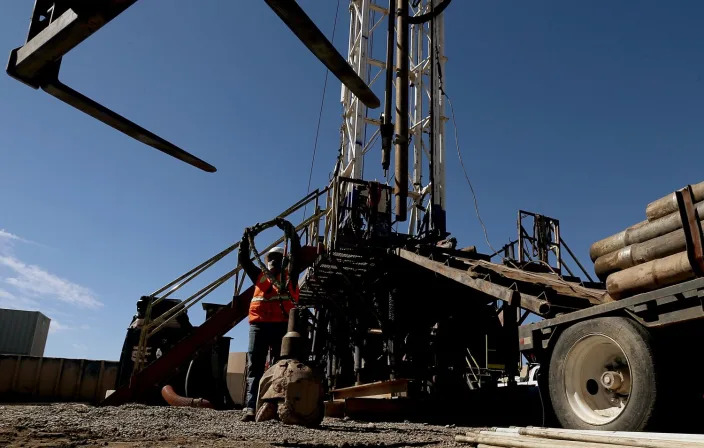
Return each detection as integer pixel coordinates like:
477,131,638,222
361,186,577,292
251,295,295,302
249,272,299,323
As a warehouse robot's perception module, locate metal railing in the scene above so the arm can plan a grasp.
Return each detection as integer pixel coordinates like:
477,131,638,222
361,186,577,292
489,210,595,283
131,186,332,374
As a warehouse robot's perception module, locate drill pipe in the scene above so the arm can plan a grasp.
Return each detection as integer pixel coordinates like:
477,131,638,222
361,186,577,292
590,200,704,261
381,0,395,173
606,251,695,299
393,0,409,222
594,220,704,278
646,180,704,222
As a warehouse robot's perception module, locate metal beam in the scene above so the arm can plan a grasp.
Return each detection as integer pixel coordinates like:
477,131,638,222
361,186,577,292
264,0,380,109
7,0,216,172
43,80,217,173
396,249,551,315
9,1,139,87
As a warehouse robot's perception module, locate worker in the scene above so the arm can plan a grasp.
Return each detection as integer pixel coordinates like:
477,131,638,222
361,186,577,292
239,223,301,422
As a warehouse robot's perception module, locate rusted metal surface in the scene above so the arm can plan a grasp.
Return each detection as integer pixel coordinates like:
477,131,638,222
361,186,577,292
0,355,117,404
331,379,409,400
646,180,704,222
263,0,380,109
394,0,409,221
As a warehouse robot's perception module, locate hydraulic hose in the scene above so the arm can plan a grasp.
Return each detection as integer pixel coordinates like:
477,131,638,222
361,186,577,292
407,0,452,24
161,385,213,409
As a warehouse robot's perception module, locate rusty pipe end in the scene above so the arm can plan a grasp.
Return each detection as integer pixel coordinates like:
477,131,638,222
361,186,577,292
161,385,213,409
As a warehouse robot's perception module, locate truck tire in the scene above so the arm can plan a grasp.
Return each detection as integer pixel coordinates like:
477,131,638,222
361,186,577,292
548,316,657,431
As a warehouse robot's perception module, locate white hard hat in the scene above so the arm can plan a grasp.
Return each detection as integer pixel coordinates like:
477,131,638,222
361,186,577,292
267,247,285,257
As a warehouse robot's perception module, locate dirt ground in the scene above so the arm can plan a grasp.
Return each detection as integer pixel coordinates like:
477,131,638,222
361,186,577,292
0,403,467,447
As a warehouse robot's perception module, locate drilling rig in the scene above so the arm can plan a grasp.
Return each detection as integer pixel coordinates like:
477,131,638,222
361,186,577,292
9,0,704,432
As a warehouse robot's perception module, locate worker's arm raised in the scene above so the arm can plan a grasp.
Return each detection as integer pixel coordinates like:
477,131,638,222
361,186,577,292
289,225,302,282
273,217,302,280
238,230,261,283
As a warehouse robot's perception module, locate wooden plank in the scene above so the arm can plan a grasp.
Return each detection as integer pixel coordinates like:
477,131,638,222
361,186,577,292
468,259,610,304
332,379,408,400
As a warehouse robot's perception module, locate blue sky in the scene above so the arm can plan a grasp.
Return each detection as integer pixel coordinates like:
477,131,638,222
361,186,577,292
1,1,702,360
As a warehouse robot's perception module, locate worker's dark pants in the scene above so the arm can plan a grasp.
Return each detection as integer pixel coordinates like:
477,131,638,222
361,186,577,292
245,321,288,411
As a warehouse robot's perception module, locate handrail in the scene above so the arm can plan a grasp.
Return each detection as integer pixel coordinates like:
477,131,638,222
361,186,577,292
131,187,330,373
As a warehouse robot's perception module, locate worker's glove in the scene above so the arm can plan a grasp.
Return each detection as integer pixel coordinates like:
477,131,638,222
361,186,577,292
240,231,250,249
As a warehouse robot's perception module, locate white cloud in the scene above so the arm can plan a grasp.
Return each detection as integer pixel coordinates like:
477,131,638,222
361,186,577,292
0,289,15,300
49,320,73,334
0,288,40,310
0,255,102,309
0,229,38,252
0,229,26,243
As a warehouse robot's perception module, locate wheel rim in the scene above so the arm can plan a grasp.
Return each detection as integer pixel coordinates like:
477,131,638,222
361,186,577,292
563,334,632,425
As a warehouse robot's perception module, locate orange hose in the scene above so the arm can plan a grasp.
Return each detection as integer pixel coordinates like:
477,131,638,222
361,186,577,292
161,385,213,409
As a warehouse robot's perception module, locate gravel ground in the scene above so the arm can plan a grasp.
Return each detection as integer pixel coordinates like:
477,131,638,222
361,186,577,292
0,404,468,447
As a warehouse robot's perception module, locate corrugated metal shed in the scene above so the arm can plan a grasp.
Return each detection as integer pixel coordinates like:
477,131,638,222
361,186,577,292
0,355,118,404
0,308,51,356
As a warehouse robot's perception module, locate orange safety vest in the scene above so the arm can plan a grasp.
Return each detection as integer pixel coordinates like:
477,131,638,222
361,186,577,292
249,271,299,323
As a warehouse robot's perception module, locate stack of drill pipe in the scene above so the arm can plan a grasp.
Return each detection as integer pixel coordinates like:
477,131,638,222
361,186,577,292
456,427,704,448
588,180,704,299
646,181,704,221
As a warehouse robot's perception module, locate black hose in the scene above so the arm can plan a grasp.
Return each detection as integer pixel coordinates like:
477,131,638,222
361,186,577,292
407,0,452,25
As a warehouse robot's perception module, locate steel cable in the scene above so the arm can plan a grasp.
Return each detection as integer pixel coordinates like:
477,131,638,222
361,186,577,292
304,0,342,219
